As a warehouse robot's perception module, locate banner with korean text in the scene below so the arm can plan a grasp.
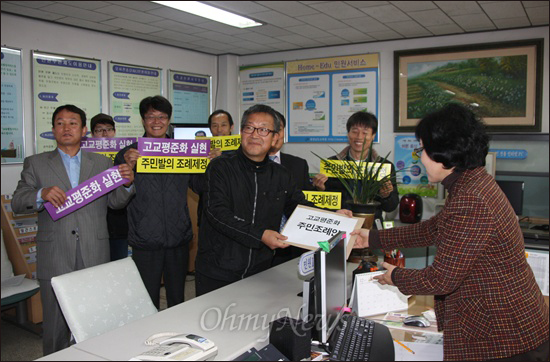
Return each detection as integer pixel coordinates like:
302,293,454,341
136,138,210,173
287,54,379,143
1,46,25,163
196,134,241,151
44,166,129,221
32,51,101,153
108,62,162,139
168,70,211,124
80,137,136,162
303,191,342,209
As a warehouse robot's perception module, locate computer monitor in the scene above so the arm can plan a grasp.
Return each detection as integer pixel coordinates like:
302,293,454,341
496,180,524,216
313,231,347,344
172,124,212,140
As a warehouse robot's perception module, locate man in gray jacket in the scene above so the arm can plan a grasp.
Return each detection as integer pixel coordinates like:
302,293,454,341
12,104,134,355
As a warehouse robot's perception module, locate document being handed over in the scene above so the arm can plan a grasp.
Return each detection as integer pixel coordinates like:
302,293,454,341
280,205,364,258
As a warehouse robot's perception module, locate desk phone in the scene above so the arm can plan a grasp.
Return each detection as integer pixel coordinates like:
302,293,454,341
135,333,218,361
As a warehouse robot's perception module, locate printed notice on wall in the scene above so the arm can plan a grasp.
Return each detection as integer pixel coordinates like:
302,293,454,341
109,62,162,139
32,51,101,153
287,54,379,143
1,46,25,163
169,70,210,124
394,135,437,198
239,63,285,116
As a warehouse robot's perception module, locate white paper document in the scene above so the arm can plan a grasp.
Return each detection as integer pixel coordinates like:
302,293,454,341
393,340,443,361
351,272,409,317
281,205,364,258
525,251,549,296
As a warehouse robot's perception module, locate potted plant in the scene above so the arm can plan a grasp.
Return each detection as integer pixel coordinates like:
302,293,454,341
312,140,396,230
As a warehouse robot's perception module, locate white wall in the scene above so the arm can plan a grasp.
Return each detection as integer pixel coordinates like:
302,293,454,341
2,11,548,208
239,26,549,173
1,13,218,195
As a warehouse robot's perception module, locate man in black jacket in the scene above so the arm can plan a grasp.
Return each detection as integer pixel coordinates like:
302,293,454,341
195,104,351,296
115,96,192,309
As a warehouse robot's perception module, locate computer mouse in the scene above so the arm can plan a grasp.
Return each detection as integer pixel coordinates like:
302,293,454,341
403,315,431,328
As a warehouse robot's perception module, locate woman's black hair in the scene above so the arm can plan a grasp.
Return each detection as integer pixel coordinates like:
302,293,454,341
139,95,172,119
415,103,489,172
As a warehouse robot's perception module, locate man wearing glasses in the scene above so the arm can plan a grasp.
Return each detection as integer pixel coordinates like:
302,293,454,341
90,113,129,262
114,96,193,310
195,104,351,295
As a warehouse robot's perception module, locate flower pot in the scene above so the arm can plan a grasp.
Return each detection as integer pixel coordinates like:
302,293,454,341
347,201,380,229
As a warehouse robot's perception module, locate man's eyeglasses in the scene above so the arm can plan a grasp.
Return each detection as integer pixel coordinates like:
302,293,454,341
241,125,275,137
144,115,169,122
93,128,115,135
412,147,424,158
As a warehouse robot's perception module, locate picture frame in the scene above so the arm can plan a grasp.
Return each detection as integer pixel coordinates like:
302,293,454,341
394,39,543,133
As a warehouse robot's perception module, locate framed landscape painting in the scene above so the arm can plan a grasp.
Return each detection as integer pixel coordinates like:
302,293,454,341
394,39,543,132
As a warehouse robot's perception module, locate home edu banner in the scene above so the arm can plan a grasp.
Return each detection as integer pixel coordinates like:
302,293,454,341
196,134,241,151
44,166,128,221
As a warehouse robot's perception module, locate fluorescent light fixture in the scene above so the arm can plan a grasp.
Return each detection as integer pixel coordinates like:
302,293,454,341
33,53,66,60
152,1,262,28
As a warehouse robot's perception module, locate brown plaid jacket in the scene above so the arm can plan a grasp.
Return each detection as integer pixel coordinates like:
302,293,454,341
378,167,549,360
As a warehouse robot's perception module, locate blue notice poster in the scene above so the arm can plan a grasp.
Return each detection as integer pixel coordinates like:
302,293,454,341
394,135,437,198
1,47,25,163
169,70,210,124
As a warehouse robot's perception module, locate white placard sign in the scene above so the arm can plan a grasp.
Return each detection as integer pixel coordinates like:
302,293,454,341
281,205,364,258
350,272,409,317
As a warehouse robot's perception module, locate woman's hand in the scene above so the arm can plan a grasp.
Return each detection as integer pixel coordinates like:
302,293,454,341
373,262,396,286
350,228,370,248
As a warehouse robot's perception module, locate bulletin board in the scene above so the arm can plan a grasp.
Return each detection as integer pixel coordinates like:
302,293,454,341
286,54,379,143
239,62,285,117
108,61,162,139
32,50,101,154
168,70,211,125
1,46,25,163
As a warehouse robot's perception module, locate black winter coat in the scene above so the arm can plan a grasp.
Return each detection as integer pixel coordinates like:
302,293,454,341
115,142,193,250
196,147,314,282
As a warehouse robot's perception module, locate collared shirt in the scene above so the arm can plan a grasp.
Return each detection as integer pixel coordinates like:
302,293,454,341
36,149,82,206
269,151,281,164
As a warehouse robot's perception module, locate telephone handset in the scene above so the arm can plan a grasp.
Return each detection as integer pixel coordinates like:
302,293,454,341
135,333,218,361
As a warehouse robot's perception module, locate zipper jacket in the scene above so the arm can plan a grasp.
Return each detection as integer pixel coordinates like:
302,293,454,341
196,147,314,282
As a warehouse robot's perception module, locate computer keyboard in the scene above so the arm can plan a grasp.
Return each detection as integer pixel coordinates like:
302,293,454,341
329,315,394,361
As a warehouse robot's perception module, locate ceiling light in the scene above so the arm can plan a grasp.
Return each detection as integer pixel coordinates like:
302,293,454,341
152,1,262,28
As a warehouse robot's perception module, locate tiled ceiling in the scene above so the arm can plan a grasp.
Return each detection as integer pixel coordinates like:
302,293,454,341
2,1,548,55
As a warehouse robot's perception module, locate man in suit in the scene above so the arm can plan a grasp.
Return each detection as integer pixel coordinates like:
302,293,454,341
268,111,315,266
12,104,135,356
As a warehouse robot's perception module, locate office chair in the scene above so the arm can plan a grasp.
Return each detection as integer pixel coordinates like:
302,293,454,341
51,257,157,343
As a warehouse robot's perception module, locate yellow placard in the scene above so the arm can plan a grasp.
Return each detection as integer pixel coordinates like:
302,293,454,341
97,152,117,162
137,156,209,173
320,160,391,180
287,54,379,74
303,191,342,209
196,134,241,151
